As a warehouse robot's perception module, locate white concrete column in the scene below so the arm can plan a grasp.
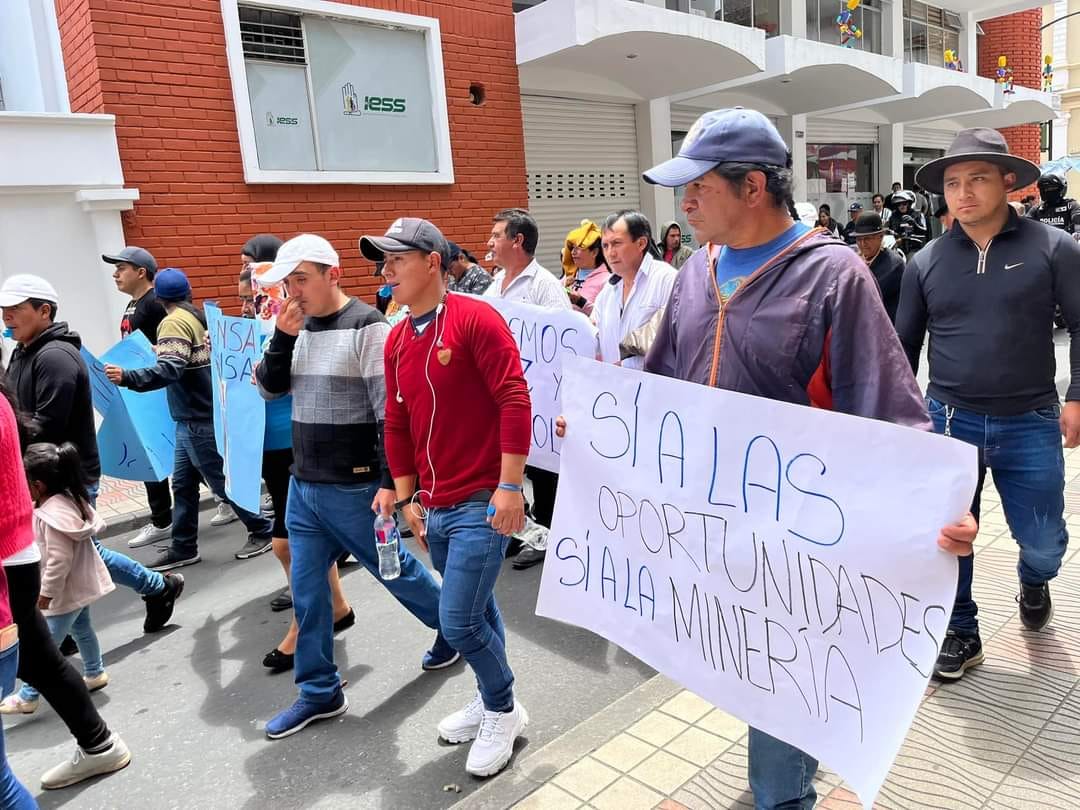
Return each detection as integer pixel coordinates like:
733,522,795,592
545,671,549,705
883,0,904,60
877,123,904,192
77,189,140,354
960,12,978,75
775,114,808,203
784,0,807,39
636,97,676,230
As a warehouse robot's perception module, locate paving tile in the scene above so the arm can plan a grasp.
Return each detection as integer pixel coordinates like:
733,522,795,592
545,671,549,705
695,708,747,741
553,757,621,801
513,783,581,810
629,750,700,795
589,776,663,810
664,727,730,767
658,691,713,724
656,801,691,810
591,733,656,772
625,711,689,747
818,786,863,809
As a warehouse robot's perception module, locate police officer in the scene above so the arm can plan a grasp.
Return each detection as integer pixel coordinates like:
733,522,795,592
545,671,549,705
1028,172,1080,235
885,189,929,256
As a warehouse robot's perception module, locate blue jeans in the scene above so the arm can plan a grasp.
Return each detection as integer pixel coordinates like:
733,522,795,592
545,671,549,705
87,481,164,597
748,728,817,809
426,501,514,712
172,420,273,556
0,642,38,809
19,607,103,702
286,478,446,703
928,397,1069,635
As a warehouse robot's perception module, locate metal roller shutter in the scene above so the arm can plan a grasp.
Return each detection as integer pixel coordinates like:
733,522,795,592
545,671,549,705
904,127,956,151
807,118,878,144
522,95,641,273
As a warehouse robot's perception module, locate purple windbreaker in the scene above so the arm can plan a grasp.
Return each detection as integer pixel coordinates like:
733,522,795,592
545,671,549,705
644,228,930,429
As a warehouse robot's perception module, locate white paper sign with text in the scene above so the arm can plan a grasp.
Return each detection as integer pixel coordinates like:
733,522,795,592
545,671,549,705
536,358,977,808
468,295,598,472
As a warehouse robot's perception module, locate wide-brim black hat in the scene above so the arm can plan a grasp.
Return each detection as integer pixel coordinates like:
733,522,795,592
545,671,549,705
852,211,885,236
915,127,1041,194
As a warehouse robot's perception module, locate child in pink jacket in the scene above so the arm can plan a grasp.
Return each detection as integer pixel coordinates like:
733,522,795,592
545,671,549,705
0,443,113,714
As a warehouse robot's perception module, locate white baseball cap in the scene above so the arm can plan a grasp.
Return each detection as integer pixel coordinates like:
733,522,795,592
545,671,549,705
258,234,340,285
0,274,59,307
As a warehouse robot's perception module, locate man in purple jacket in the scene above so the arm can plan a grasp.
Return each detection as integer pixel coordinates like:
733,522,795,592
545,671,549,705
635,108,978,809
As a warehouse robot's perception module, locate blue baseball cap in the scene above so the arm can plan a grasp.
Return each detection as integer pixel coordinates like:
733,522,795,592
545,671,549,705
643,108,790,187
154,267,192,302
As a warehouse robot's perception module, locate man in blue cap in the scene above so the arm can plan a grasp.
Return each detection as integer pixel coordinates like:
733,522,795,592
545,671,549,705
105,268,275,570
636,108,979,808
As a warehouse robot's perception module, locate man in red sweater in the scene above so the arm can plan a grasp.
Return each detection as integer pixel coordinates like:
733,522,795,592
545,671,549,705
362,218,532,778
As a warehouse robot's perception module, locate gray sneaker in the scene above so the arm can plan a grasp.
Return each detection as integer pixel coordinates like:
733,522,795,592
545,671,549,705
210,502,239,527
236,535,273,560
40,732,131,789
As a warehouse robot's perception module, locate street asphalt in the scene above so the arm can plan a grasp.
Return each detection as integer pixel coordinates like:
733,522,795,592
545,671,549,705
5,516,654,810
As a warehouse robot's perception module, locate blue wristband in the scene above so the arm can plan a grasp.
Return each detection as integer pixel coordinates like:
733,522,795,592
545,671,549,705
497,483,523,493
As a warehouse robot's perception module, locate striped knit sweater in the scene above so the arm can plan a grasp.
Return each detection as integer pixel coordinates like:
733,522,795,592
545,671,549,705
256,298,393,486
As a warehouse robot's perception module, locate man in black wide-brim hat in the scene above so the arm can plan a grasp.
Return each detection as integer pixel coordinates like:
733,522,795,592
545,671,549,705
852,211,904,324
897,127,1080,681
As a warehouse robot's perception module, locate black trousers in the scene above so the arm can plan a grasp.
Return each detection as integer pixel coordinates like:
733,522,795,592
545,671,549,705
6,563,110,750
145,478,172,529
526,466,559,528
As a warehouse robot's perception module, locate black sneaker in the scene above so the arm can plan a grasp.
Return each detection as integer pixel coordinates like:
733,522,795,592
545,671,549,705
1018,582,1054,631
934,630,984,680
236,535,273,560
149,548,201,572
143,573,185,633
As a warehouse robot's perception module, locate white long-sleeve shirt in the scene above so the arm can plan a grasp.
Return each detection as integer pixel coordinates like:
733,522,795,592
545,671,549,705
592,253,677,370
485,259,571,310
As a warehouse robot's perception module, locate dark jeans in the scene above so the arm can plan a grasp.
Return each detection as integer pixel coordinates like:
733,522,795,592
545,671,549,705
0,640,36,809
145,478,172,529
525,466,558,527
171,420,273,556
6,562,110,750
748,728,818,809
927,397,1069,635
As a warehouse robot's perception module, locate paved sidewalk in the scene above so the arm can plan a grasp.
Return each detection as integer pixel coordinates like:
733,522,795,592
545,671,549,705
96,475,215,538
457,447,1080,810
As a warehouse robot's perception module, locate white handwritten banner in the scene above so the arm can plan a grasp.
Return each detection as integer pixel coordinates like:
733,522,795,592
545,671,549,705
466,295,598,472
537,358,977,807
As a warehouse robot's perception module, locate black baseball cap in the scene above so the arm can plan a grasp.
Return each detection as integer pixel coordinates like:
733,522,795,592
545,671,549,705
102,246,158,276
360,218,449,264
447,241,477,264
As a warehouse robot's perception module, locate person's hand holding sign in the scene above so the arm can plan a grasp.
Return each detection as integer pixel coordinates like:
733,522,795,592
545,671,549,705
103,364,124,385
556,415,979,555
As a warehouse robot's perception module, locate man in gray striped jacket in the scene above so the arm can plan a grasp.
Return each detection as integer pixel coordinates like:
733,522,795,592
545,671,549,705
255,234,455,740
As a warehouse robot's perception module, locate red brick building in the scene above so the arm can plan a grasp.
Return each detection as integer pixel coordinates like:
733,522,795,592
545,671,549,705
54,0,527,305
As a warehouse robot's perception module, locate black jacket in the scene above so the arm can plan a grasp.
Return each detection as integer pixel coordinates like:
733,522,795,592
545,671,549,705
886,209,929,253
1028,197,1080,234
868,248,904,324
4,322,101,484
897,211,1080,415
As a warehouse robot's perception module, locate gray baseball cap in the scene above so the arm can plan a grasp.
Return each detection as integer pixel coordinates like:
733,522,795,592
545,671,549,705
359,218,449,264
102,246,158,275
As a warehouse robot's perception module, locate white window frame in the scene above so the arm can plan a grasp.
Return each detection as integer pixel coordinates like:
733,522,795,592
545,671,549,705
221,0,454,185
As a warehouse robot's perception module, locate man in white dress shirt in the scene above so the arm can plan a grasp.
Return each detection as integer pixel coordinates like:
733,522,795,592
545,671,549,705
482,208,569,571
592,210,677,371
484,209,571,311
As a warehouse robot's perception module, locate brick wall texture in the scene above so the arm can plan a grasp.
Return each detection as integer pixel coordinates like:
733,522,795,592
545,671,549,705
977,8,1045,197
55,0,527,305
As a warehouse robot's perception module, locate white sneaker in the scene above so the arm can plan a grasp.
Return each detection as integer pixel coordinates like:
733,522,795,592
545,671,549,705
466,701,529,777
128,522,172,548
437,692,484,744
40,732,131,789
210,502,238,527
84,671,109,692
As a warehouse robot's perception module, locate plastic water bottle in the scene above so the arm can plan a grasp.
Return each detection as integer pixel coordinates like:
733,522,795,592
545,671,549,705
374,514,401,581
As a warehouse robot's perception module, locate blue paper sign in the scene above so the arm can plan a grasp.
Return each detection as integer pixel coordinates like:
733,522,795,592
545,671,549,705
80,332,176,482
206,304,265,514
